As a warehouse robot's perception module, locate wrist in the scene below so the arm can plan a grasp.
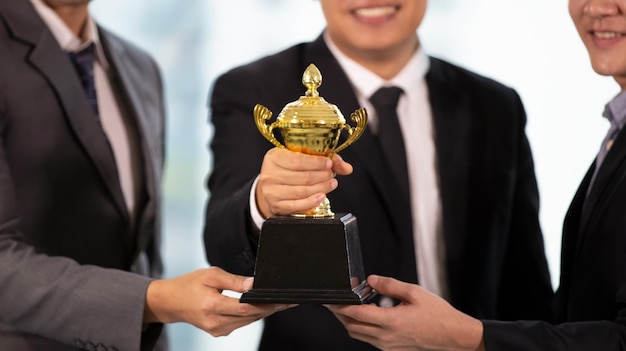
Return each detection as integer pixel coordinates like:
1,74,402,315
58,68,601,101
143,279,171,324
458,318,485,351
253,179,271,219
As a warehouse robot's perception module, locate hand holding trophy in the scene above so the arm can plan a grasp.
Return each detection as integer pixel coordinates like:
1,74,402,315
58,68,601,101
240,64,374,304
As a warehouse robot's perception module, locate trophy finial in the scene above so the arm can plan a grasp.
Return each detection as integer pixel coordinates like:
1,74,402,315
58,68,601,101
302,63,322,97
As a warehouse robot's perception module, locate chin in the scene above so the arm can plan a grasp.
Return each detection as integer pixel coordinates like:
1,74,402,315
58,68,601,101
590,60,622,77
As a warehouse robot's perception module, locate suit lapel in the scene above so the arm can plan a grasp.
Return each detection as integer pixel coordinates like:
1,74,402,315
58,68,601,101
578,130,626,251
3,1,130,226
426,58,471,292
557,124,626,320
99,28,159,257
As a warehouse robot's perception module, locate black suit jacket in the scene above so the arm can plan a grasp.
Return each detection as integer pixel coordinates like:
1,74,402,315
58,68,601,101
204,35,553,351
0,1,165,350
483,116,626,348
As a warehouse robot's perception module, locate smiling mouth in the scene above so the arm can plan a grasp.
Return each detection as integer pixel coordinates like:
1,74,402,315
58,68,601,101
353,5,399,18
593,31,624,39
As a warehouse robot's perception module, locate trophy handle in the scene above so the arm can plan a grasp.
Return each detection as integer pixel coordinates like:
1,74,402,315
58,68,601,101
254,104,284,149
334,108,368,154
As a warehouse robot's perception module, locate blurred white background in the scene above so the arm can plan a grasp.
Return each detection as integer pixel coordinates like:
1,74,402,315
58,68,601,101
91,1,616,350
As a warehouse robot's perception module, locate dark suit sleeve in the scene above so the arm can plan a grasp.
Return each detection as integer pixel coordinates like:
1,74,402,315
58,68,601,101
203,69,274,275
494,90,554,321
483,317,626,350
485,223,626,351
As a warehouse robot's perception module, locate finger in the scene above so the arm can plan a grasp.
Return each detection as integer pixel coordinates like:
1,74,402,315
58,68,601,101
269,149,332,172
331,154,353,175
272,303,298,312
262,178,339,213
264,180,337,203
270,193,328,215
203,306,263,337
367,275,418,303
242,277,253,291
210,294,269,318
260,169,336,187
330,309,385,346
209,295,294,319
331,307,375,328
327,304,383,327
202,267,251,293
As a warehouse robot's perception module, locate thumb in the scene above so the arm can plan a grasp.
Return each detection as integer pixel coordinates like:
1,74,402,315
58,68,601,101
242,277,254,291
368,275,417,302
203,267,252,293
228,275,254,293
331,154,353,175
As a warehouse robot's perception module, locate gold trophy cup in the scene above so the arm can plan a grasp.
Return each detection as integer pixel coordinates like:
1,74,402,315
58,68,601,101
253,63,367,217
240,64,374,304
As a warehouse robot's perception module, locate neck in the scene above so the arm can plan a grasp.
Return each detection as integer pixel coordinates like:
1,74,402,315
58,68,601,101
616,76,626,92
43,1,90,37
342,37,419,80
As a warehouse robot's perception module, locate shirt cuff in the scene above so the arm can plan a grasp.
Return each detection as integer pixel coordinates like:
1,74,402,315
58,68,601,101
249,175,265,230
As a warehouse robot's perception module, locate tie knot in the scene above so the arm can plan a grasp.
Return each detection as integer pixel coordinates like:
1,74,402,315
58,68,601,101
370,86,403,109
67,43,96,66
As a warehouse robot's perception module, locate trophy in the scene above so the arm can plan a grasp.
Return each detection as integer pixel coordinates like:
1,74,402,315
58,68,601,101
240,64,373,304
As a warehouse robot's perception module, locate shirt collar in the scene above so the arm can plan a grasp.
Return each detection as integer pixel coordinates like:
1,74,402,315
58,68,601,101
31,0,108,69
603,90,626,131
323,30,429,99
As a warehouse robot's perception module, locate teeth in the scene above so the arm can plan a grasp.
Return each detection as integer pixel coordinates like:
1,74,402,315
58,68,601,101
595,31,622,39
354,6,397,18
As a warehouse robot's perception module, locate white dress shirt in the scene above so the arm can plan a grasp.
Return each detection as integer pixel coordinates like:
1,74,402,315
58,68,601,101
324,33,447,299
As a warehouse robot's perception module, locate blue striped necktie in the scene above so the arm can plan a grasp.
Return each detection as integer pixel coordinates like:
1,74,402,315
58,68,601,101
67,43,99,118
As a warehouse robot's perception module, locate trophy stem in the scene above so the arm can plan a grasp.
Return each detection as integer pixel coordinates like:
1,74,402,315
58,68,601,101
292,197,334,218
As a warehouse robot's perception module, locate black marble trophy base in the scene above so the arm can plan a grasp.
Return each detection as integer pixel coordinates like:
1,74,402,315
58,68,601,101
240,213,373,304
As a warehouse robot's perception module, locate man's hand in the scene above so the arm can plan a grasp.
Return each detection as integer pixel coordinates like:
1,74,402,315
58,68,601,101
255,148,353,218
327,275,485,351
144,266,294,337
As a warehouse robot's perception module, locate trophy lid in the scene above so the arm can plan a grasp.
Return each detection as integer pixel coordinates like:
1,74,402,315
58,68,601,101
276,64,346,128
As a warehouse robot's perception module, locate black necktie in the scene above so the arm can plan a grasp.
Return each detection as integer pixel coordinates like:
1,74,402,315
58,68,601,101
67,43,99,118
370,86,410,195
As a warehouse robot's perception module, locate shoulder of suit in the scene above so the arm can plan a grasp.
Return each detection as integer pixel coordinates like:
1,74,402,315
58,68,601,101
428,56,516,96
212,40,312,103
219,41,310,81
97,24,157,67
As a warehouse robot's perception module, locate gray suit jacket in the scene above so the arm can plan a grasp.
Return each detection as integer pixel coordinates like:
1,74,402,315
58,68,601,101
0,1,166,350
